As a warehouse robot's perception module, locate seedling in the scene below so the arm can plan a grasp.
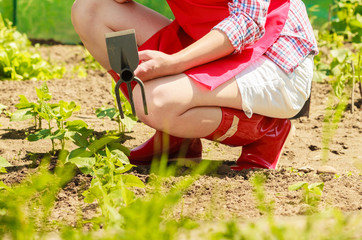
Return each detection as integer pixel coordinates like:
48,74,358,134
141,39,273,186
0,104,7,115
26,84,81,155
82,147,144,226
0,104,8,127
11,82,83,155
0,156,12,174
289,181,324,209
0,156,12,192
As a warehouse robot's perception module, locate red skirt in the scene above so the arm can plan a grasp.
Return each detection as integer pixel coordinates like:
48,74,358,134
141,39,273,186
138,0,290,90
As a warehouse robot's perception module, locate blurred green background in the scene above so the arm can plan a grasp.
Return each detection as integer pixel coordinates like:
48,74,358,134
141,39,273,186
0,0,333,44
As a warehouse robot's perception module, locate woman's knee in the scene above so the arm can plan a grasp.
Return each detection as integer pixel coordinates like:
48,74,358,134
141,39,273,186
71,0,101,34
132,84,178,129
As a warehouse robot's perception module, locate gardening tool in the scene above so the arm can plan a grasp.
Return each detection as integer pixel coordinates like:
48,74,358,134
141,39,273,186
105,29,148,119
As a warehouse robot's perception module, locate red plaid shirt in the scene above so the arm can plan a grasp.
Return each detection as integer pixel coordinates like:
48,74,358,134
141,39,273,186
214,0,318,74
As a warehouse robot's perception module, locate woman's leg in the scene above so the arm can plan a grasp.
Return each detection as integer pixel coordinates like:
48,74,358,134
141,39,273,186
132,74,243,138
132,74,293,170
71,0,171,69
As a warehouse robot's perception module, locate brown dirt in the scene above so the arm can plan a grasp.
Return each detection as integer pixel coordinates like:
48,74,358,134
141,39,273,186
0,45,361,226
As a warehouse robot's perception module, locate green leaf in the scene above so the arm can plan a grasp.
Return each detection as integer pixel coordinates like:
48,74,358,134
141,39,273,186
65,120,88,131
121,114,137,132
0,156,12,173
68,132,90,148
330,49,349,63
121,174,145,188
27,129,51,141
108,142,131,156
83,179,102,203
96,107,118,119
88,136,119,154
49,129,66,140
38,102,55,121
68,147,93,159
0,181,10,191
11,108,36,121
68,157,96,174
36,82,52,101
14,95,37,109
308,182,324,192
288,181,308,191
111,149,130,165
0,104,7,114
0,156,12,168
115,164,134,174
118,180,135,206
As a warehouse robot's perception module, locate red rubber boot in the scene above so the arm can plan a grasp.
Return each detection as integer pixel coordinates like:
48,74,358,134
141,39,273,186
129,131,202,165
108,70,202,165
204,107,293,170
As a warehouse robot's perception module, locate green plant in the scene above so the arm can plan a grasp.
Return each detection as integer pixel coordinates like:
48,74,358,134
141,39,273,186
0,156,12,191
0,156,11,174
289,181,324,212
0,158,75,239
251,173,274,216
0,104,7,127
321,49,361,162
71,48,103,78
83,49,103,71
311,0,362,163
96,80,137,134
11,94,41,129
82,147,144,229
11,82,83,155
0,14,65,80
0,104,6,114
330,0,362,43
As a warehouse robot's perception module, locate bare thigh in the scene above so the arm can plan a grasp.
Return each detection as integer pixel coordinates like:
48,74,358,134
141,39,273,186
133,74,243,129
72,0,171,69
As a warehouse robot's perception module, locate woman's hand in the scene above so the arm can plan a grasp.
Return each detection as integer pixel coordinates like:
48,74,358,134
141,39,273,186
134,30,235,82
134,50,181,81
113,0,132,3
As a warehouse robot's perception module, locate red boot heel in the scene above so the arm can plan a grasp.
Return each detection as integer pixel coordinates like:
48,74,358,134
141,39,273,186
129,131,202,165
231,120,294,170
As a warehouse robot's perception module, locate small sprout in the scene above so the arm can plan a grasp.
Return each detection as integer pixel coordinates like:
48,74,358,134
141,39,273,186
288,181,324,208
0,156,12,174
334,174,341,179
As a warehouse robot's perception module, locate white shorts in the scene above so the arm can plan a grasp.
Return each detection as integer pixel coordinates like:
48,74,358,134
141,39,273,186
236,55,314,118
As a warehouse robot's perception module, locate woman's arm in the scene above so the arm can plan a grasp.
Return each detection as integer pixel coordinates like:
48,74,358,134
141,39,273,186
134,0,270,81
134,29,234,81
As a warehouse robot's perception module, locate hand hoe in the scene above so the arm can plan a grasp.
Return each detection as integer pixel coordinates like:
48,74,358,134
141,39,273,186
105,29,148,119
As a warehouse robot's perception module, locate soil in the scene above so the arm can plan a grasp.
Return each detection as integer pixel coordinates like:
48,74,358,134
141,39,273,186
0,45,361,226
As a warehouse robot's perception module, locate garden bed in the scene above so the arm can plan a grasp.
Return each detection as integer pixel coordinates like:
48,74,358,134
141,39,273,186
0,45,361,234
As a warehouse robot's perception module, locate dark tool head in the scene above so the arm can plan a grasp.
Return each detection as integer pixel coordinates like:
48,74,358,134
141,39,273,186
105,29,148,119
105,29,139,74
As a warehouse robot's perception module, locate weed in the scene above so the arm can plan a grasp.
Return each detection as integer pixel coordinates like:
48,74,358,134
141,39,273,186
289,181,324,213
